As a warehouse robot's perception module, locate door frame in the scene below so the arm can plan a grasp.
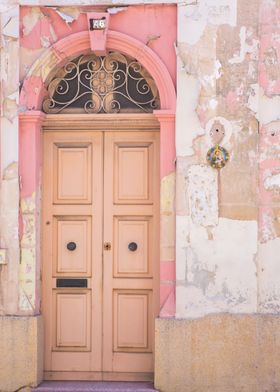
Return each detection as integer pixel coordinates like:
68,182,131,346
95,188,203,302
19,29,176,379
42,116,160,381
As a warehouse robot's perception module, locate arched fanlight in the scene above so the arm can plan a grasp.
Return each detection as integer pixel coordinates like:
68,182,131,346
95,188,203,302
43,52,160,114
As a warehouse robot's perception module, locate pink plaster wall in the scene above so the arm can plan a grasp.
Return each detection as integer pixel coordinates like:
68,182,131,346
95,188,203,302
20,5,176,84
19,5,177,316
258,1,280,244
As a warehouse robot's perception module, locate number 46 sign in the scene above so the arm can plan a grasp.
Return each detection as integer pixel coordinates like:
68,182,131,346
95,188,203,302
90,17,107,30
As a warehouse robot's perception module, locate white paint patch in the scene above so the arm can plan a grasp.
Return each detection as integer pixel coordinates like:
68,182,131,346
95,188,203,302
22,7,43,36
176,71,204,156
178,4,207,45
259,88,280,125
178,0,236,45
229,26,259,64
209,99,218,110
2,16,19,38
259,238,280,313
250,85,280,126
0,118,18,177
55,10,76,23
187,164,218,227
206,0,237,26
176,215,190,281
203,60,222,88
176,218,258,318
264,173,280,190
40,35,51,48
55,7,80,23
107,7,128,14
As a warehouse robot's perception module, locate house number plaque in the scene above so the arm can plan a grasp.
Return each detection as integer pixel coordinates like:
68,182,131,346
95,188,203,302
89,18,107,30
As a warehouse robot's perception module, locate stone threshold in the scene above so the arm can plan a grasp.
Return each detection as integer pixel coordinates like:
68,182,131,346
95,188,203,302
32,381,158,392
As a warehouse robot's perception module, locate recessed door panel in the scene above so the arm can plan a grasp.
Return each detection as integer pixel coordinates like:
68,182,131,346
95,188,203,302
54,291,91,350
114,218,151,277
55,216,91,276
114,290,152,352
114,144,154,204
54,144,92,204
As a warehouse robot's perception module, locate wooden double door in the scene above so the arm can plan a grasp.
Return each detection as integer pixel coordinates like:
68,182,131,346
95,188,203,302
42,125,159,381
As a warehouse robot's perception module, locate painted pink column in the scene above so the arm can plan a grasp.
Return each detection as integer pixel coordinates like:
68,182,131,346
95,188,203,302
19,111,45,314
154,110,176,318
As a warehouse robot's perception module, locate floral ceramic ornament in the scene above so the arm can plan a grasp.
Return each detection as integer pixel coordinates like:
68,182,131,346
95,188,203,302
207,144,229,169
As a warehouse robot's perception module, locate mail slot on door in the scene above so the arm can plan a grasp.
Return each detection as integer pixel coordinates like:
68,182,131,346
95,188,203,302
56,278,88,288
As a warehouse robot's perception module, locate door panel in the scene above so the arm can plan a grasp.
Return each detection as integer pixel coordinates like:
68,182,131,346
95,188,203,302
43,128,159,380
43,132,103,373
113,290,152,352
114,143,154,204
55,216,92,276
54,291,91,350
54,144,92,204
103,131,159,374
114,217,152,277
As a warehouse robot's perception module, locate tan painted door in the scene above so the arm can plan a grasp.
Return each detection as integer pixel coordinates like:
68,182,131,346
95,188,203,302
42,128,159,381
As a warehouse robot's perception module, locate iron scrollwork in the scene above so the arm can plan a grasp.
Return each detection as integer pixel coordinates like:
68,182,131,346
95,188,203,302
43,52,160,114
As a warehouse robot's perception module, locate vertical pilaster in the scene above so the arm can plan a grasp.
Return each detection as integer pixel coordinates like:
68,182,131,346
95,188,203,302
154,110,176,317
19,111,45,315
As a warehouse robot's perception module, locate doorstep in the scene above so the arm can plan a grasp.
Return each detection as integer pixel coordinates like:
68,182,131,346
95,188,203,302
32,381,158,392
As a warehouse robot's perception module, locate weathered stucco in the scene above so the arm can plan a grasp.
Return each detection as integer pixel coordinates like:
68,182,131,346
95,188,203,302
175,0,275,319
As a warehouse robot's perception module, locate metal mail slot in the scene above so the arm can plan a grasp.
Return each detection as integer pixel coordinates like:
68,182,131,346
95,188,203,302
56,278,88,288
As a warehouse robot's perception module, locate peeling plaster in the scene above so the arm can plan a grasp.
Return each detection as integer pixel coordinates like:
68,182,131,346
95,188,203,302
22,7,43,36
229,26,259,65
187,164,218,227
107,6,128,14
161,172,176,214
178,0,237,46
176,72,204,157
264,173,280,190
0,162,20,315
55,8,80,23
2,16,19,38
176,218,258,318
19,193,37,312
259,238,280,313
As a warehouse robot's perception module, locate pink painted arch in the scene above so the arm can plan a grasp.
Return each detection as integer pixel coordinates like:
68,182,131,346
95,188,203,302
20,30,176,112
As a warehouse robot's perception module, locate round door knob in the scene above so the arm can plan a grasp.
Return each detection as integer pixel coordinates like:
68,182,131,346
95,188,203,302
128,242,138,252
67,242,77,251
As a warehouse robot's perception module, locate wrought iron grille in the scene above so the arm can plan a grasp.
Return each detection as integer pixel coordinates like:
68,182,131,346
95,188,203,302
43,52,160,114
